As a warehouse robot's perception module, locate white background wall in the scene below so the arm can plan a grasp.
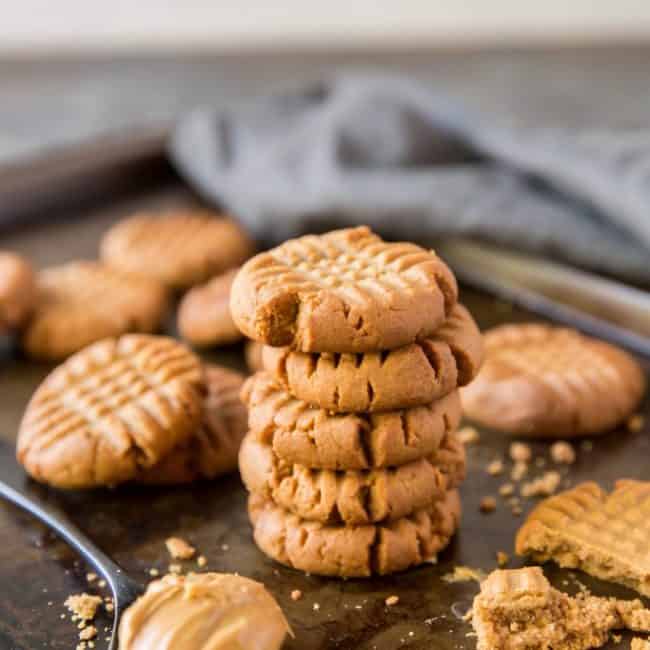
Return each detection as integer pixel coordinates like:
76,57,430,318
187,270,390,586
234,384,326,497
3,0,650,53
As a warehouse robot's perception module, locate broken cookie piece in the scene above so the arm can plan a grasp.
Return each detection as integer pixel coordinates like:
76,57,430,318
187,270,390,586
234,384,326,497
471,567,650,650
516,480,650,596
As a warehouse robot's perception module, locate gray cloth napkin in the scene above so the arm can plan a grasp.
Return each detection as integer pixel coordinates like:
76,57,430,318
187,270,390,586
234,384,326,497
169,75,650,283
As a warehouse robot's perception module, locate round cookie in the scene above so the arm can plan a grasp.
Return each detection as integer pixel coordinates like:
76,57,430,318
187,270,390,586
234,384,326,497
22,261,169,361
461,323,646,437
139,365,247,484
245,340,264,373
242,372,462,470
231,226,458,353
240,432,464,525
101,210,254,289
118,572,289,650
0,251,37,334
17,335,203,489
262,303,483,412
249,489,461,577
178,269,242,347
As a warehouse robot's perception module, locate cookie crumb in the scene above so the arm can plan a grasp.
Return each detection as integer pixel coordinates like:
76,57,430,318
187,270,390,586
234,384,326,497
385,595,400,606
521,471,561,498
290,589,302,601
457,426,480,445
165,536,196,560
499,483,515,497
511,461,528,482
97,580,106,589
550,441,576,464
486,459,504,476
509,442,531,463
148,568,159,577
196,555,207,568
64,594,102,621
168,563,183,575
496,551,510,567
79,626,97,641
442,566,486,583
86,573,97,584
480,496,497,513
627,414,645,433
313,602,320,611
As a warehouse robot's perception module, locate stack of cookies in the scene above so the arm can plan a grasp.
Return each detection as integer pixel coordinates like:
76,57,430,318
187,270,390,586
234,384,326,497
232,227,483,577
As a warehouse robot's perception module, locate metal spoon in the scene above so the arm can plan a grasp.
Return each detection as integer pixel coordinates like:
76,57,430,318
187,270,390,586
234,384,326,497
0,442,143,650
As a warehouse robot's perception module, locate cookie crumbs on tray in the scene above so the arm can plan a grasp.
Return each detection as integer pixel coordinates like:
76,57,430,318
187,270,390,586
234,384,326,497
385,595,400,606
457,426,480,445
97,580,106,589
313,602,320,611
86,573,97,584
197,555,207,568
169,563,183,575
511,462,528,482
166,536,196,560
480,496,497,513
486,460,504,476
521,471,561,498
551,441,576,464
149,568,160,577
443,566,486,584
290,590,302,601
79,625,97,641
496,551,510,568
627,414,645,433
509,442,531,463
499,483,515,497
64,594,102,620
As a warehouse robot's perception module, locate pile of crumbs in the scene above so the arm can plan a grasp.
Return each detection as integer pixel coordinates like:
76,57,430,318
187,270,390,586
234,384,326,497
165,536,196,560
442,565,486,584
64,593,103,649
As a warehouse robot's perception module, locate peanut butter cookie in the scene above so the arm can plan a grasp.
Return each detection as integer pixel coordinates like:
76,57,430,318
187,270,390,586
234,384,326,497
17,335,203,488
462,324,645,437
0,251,36,334
231,226,458,353
178,268,242,346
262,303,482,412
472,567,650,650
516,480,650,596
140,365,247,484
242,372,462,470
119,572,289,650
22,261,169,361
101,210,254,289
248,488,461,577
239,432,464,525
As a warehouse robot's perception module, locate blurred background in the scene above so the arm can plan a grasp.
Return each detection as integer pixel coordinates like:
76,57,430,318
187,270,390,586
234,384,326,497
3,1,650,164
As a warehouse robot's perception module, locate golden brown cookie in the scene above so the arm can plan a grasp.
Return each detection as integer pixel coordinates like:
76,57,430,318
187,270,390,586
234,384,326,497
231,226,458,353
239,432,464,525
262,303,482,412
516,480,650,596
245,340,264,374
101,210,254,289
178,269,242,347
461,324,646,437
139,365,247,484
472,567,650,650
0,251,37,334
17,335,203,489
249,488,460,577
118,572,290,650
22,261,169,361
242,372,462,470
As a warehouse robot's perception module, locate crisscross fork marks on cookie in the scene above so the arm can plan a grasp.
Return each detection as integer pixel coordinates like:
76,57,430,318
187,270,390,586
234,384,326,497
516,481,650,596
17,335,204,488
231,226,458,352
